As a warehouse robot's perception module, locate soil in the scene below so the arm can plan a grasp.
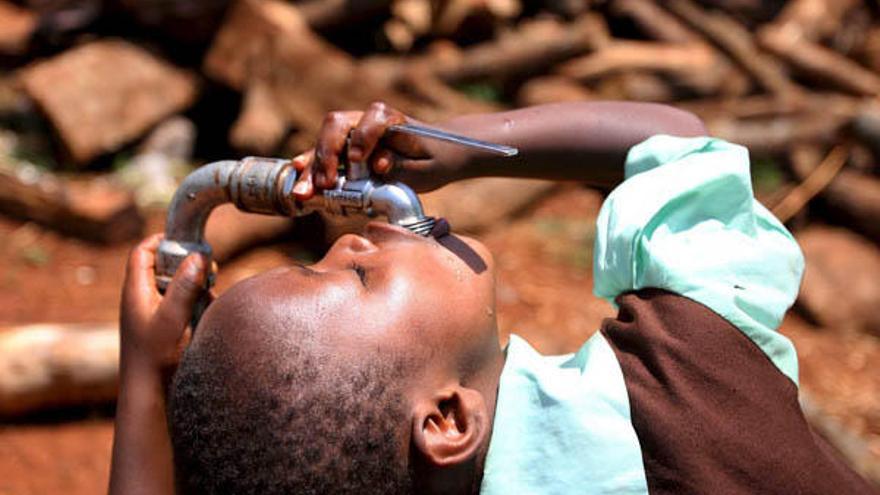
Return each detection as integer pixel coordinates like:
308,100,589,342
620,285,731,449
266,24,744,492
0,186,878,494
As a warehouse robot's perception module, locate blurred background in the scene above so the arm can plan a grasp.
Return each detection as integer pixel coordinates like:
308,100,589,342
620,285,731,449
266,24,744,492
0,0,879,492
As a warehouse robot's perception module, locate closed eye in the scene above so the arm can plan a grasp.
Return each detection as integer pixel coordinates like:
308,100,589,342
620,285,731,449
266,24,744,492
350,263,368,287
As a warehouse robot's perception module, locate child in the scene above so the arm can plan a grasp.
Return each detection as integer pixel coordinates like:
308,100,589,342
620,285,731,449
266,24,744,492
109,102,875,494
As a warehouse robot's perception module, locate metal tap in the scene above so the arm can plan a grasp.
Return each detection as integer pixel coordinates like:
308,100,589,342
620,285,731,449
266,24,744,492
155,124,517,321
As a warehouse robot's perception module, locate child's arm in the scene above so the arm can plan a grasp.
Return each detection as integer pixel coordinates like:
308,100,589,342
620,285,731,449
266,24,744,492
289,101,706,199
109,234,210,495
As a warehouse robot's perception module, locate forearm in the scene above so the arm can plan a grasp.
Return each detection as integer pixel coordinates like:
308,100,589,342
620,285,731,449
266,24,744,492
109,363,175,495
435,102,707,188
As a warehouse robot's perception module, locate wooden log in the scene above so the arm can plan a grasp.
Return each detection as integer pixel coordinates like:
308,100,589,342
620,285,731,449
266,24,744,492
421,14,611,83
296,0,392,30
757,25,880,96
384,17,418,52
611,0,698,43
392,0,432,37
770,0,861,42
19,40,198,165
204,0,423,152
705,113,850,154
557,41,728,96
0,0,36,55
772,144,849,223
543,0,591,18
0,164,144,243
609,0,752,96
431,0,522,36
0,323,118,417
852,103,880,157
229,77,290,155
677,92,860,121
397,66,502,116
663,0,800,97
856,26,880,74
516,76,594,107
594,71,675,102
790,146,880,244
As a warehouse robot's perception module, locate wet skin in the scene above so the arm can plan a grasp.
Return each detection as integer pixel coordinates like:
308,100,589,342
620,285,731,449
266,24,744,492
197,220,503,396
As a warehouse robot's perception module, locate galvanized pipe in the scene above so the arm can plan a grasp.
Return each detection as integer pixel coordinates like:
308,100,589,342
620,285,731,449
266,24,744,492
155,157,436,294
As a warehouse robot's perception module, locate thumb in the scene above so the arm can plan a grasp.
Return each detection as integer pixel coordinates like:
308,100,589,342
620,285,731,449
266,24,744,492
156,254,208,332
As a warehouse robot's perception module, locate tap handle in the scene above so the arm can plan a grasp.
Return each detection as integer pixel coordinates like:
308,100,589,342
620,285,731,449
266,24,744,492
341,132,370,181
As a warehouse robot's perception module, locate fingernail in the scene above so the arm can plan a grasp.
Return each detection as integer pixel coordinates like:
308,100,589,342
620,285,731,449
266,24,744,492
292,181,309,194
186,255,205,281
376,157,390,172
349,146,363,162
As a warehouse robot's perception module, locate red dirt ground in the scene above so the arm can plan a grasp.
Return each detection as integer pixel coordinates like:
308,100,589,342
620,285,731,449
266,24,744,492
1,187,877,494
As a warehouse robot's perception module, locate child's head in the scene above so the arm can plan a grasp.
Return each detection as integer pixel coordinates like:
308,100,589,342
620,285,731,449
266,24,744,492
168,221,506,494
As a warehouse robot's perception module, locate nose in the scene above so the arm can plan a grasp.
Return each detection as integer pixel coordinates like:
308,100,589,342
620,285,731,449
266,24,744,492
313,233,379,272
334,233,379,254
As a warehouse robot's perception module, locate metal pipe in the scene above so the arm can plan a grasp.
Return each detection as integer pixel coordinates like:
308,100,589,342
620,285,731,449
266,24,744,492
155,157,292,292
155,157,436,294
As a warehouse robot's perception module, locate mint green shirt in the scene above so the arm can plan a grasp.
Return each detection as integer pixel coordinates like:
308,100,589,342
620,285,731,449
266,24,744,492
480,136,805,494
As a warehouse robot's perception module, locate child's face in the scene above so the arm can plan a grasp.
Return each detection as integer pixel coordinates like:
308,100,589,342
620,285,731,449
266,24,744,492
200,221,500,379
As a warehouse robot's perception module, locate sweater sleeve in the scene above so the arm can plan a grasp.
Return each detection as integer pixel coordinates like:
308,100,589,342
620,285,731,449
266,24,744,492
592,135,804,384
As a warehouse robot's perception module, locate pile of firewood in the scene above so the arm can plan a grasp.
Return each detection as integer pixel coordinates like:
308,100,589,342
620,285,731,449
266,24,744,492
1,0,880,407
0,0,878,236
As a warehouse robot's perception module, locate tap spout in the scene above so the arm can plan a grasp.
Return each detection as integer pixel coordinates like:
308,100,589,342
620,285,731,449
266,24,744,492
366,181,436,236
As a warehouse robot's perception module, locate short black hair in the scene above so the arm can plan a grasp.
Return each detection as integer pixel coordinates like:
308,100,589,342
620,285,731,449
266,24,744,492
168,331,413,494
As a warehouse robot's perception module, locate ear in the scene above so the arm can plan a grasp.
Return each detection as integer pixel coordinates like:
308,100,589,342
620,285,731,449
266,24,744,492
411,386,490,467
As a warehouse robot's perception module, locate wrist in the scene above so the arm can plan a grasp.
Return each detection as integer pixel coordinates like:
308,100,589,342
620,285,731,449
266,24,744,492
119,346,165,384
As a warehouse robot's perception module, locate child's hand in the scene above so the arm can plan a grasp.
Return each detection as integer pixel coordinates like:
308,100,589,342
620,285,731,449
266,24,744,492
119,234,210,376
290,101,462,200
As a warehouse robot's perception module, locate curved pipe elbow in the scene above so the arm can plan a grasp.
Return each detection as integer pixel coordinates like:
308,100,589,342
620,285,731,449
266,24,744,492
155,160,239,291
164,160,238,245
369,182,427,227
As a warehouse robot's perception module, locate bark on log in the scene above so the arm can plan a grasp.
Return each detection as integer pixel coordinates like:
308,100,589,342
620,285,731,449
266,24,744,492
516,75,594,107
790,146,880,243
605,0,753,97
0,323,118,417
0,165,144,243
296,0,392,30
664,0,800,97
204,0,423,152
230,77,290,155
0,0,37,55
557,41,728,96
431,0,522,36
419,14,610,84
19,40,198,165
611,0,698,43
705,113,850,154
677,92,860,121
758,26,880,96
771,0,861,42
594,71,675,102
772,144,849,223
